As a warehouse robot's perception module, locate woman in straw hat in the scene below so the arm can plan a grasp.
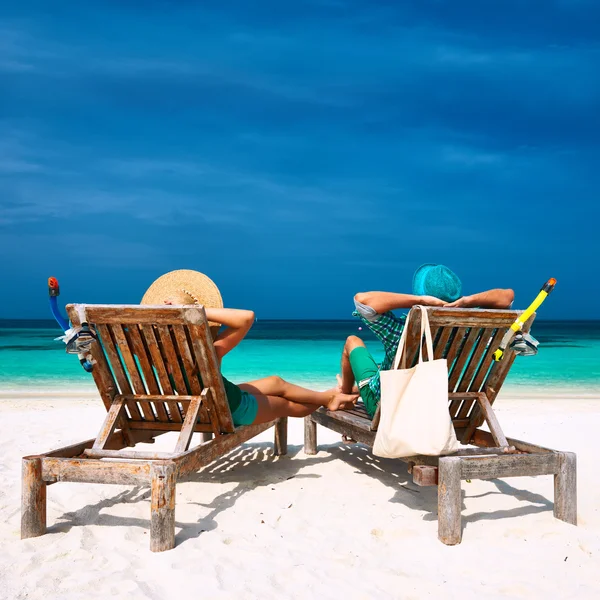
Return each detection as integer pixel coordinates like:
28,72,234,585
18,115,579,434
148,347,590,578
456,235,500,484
142,270,358,426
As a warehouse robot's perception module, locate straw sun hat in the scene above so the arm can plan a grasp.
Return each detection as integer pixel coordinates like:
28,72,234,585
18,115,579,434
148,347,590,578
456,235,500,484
141,269,223,337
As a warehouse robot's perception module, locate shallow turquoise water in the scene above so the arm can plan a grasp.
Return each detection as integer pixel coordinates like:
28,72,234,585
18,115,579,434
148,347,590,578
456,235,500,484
1,320,599,395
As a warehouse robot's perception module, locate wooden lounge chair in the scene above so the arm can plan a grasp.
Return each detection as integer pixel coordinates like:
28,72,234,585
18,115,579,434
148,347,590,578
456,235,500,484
21,304,287,552
304,307,577,544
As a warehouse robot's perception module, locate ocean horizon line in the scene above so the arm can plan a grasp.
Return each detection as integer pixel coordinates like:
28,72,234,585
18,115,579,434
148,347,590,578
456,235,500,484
2,317,600,327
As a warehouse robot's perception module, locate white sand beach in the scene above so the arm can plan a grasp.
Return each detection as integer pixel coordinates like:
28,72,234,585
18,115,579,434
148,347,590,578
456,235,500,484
1,392,600,600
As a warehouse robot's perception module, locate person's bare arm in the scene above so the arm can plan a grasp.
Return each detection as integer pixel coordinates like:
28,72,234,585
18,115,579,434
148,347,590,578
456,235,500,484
444,289,514,309
205,307,255,359
354,291,446,314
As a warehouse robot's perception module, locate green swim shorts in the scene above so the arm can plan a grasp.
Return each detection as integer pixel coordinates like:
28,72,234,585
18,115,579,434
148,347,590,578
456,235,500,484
349,346,379,418
231,390,259,426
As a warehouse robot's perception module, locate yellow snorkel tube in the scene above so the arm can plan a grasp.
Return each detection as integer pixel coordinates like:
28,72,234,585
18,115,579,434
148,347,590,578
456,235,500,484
493,278,556,362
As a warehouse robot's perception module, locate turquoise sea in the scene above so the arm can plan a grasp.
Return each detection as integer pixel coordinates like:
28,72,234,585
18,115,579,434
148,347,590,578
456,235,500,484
1,319,599,396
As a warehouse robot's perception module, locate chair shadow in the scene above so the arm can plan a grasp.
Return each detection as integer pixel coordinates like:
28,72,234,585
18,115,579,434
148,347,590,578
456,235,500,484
47,441,336,547
174,443,336,546
315,441,555,529
46,439,556,545
460,478,553,526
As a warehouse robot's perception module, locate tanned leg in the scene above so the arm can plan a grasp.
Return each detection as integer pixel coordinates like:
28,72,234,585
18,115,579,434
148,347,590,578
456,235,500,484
239,376,358,411
340,336,366,394
252,394,319,424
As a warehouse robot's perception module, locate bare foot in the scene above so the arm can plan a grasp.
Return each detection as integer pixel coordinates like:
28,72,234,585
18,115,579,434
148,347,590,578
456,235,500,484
327,392,359,412
335,374,359,394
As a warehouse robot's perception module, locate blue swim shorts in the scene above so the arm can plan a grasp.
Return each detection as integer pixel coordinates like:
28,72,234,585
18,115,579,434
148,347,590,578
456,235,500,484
231,390,259,426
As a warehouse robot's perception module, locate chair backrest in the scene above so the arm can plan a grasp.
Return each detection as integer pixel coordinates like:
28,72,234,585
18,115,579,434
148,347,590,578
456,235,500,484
66,304,235,435
399,307,534,437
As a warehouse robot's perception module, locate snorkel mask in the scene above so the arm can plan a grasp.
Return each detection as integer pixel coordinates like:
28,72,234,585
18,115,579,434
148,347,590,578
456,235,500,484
493,278,556,362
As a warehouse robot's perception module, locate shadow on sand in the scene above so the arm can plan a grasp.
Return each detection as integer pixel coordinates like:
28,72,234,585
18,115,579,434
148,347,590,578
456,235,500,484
316,440,554,529
47,441,336,546
47,437,554,546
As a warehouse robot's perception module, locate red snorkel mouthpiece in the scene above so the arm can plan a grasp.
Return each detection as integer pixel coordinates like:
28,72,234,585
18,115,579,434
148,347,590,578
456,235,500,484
48,277,60,297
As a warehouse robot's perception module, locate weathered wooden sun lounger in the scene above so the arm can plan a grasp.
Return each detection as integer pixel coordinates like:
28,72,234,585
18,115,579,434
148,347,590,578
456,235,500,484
304,307,577,544
21,304,287,552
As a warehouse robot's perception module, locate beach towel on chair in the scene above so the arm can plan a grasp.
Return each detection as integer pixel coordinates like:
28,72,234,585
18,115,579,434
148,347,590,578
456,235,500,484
373,306,459,458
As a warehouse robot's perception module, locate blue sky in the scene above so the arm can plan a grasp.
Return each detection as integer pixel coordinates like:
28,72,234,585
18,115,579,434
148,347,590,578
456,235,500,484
1,1,599,319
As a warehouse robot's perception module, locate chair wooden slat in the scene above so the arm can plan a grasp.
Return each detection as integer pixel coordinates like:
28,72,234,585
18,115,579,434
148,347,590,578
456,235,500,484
140,325,182,423
482,349,518,404
448,327,489,418
110,325,156,422
470,328,508,393
433,327,452,360
448,327,481,392
474,393,509,447
186,311,235,434
110,325,146,394
456,328,496,394
96,324,131,396
127,421,215,432
124,325,170,422
443,327,467,379
156,325,189,395
429,326,441,360
456,328,505,419
172,325,214,428
86,343,119,412
174,390,207,454
115,396,215,433
427,308,525,328
79,305,188,325
343,403,370,418
182,328,220,434
124,326,158,394
96,324,143,421
92,396,127,451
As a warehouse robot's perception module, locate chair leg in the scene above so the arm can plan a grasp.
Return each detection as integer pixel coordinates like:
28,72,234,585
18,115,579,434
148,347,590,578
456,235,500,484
150,462,177,552
21,457,46,539
200,432,214,443
274,417,288,456
304,416,317,455
438,457,462,545
554,452,577,525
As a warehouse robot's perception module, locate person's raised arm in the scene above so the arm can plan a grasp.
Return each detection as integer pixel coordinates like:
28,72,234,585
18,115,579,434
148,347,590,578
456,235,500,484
444,289,514,309
354,291,446,314
204,307,255,360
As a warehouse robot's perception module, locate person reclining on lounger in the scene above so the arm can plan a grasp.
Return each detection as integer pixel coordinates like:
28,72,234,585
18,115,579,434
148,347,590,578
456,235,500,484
142,270,358,428
337,264,514,419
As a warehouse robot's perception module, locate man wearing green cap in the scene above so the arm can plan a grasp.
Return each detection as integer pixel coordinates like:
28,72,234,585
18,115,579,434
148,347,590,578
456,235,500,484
338,264,514,419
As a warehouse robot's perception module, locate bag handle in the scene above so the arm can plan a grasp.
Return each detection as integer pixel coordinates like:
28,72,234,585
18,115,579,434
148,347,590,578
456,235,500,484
417,306,435,364
392,310,411,370
392,306,434,370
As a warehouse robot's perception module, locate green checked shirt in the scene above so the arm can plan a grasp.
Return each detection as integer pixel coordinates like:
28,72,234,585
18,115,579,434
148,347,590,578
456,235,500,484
352,302,407,401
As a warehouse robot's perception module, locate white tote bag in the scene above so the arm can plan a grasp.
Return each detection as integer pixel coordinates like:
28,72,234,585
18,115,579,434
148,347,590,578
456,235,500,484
373,306,459,458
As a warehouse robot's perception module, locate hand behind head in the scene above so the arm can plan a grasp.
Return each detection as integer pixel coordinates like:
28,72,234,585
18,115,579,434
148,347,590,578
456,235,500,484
420,295,446,307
